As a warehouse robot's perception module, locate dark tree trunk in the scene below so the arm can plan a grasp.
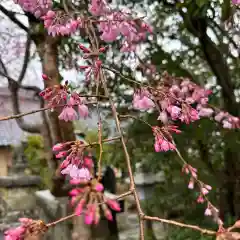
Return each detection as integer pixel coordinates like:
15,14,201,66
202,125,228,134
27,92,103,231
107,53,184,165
181,10,240,219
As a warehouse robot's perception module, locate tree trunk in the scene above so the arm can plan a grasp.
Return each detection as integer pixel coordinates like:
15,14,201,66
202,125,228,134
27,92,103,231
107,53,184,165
182,12,240,219
31,28,76,181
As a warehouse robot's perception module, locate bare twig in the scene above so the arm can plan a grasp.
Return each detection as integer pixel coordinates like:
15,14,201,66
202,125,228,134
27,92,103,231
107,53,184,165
96,80,104,181
100,70,145,239
144,216,216,235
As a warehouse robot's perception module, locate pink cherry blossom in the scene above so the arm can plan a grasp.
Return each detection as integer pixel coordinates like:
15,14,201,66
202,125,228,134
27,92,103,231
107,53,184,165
205,185,212,191
4,218,33,240
100,24,119,42
198,107,214,117
89,0,109,16
154,137,176,152
58,106,78,122
197,195,205,203
222,120,232,129
188,179,194,189
133,92,155,111
61,164,92,181
78,104,89,119
180,106,199,124
56,151,68,158
42,11,81,36
204,207,212,216
52,143,64,152
152,126,179,152
14,0,52,18
4,226,25,240
201,187,209,195
214,112,227,122
167,105,181,120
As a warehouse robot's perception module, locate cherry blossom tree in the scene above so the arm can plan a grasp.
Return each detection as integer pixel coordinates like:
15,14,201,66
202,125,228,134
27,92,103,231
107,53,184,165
0,0,240,240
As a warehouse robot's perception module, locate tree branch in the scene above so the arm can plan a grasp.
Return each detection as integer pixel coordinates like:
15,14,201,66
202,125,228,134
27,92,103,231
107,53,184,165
18,33,32,83
0,4,28,32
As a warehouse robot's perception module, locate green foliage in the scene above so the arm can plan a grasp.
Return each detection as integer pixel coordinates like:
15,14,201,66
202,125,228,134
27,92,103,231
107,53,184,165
24,136,52,189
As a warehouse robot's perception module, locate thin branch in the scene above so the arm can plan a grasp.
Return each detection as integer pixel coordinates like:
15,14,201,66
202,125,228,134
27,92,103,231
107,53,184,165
0,102,97,122
100,69,145,239
18,33,31,84
143,216,216,235
102,65,143,86
96,78,104,181
0,106,49,121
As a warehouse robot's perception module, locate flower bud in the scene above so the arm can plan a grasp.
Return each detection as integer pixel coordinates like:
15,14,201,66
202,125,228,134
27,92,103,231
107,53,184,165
56,151,68,158
52,143,64,152
75,199,86,216
106,199,121,212
42,74,49,80
95,183,104,192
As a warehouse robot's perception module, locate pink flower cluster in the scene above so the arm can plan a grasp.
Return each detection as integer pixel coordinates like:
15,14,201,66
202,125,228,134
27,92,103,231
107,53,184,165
156,77,211,124
39,81,89,122
133,89,155,111
3,218,48,240
53,141,93,181
89,0,110,16
89,0,152,51
133,72,240,129
13,0,52,18
152,125,181,152
99,15,152,52
70,179,121,224
4,218,32,240
42,10,81,36
61,164,91,181
17,0,152,50
214,111,240,129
